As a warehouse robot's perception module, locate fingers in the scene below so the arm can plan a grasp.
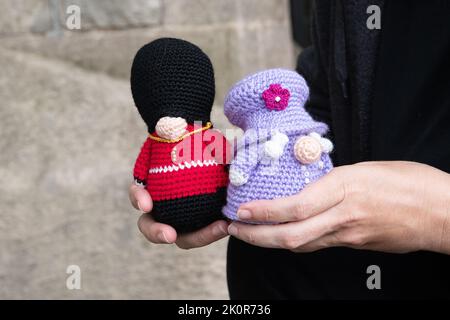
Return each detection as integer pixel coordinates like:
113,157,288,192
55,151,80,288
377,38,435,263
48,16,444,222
290,232,340,253
129,183,153,213
176,220,229,249
137,216,229,248
132,182,228,248
237,168,346,223
131,182,229,248
228,207,345,249
138,213,177,244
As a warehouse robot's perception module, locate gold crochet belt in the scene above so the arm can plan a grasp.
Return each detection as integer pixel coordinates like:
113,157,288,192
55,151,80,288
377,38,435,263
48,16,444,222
148,122,212,143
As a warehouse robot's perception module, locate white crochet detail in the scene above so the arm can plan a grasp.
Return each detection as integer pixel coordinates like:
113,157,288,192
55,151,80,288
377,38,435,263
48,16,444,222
319,137,333,153
148,159,218,174
309,132,333,153
155,116,188,140
263,130,289,160
229,167,248,186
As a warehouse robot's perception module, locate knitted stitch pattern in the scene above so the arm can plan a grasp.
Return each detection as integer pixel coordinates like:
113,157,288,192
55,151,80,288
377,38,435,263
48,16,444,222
131,38,229,233
134,125,229,201
222,69,334,222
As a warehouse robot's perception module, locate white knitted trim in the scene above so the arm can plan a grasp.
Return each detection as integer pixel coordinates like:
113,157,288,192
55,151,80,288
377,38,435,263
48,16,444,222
229,167,248,186
309,132,334,154
320,137,333,153
148,160,218,174
263,131,289,160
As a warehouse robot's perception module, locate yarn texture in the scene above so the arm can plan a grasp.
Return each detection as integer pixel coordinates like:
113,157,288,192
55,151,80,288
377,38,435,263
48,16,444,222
155,117,188,140
131,38,215,134
131,38,229,233
222,69,334,222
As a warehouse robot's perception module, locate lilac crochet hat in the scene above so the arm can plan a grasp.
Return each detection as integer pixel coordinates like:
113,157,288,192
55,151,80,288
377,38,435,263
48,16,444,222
222,68,334,222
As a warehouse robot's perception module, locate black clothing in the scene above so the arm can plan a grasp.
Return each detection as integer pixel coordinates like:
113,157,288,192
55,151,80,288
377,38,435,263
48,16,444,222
227,0,450,299
371,1,450,170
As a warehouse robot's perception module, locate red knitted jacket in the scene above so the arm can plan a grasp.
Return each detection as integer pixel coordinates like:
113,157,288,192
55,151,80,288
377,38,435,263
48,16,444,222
133,124,230,201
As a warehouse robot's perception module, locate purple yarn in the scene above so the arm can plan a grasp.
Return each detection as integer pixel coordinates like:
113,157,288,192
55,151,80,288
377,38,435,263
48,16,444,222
222,69,334,222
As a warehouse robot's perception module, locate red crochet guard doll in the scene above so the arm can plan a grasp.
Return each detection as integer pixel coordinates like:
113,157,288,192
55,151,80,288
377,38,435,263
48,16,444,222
130,38,230,233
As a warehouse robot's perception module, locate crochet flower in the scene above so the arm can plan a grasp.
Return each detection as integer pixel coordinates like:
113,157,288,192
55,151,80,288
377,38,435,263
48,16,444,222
262,83,290,111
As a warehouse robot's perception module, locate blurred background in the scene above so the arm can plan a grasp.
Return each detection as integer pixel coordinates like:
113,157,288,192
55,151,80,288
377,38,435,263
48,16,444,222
0,0,310,299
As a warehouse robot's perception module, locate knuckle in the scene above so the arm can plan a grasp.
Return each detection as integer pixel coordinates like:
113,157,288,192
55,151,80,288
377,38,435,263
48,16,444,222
261,206,274,222
339,230,367,247
330,166,354,200
281,236,299,250
343,209,360,226
244,231,257,245
329,166,345,180
333,205,355,226
195,230,210,245
292,202,309,220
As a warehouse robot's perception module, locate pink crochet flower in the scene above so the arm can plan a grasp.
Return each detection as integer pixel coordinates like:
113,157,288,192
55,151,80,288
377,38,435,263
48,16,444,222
262,83,290,111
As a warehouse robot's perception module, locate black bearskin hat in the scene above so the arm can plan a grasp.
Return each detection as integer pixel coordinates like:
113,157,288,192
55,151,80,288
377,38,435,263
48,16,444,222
130,38,215,133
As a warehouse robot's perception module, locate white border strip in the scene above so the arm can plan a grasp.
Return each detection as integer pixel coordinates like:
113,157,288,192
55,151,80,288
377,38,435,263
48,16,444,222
149,160,218,174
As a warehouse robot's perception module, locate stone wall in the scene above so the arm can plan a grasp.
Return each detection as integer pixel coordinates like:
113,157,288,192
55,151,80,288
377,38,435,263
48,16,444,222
0,0,295,299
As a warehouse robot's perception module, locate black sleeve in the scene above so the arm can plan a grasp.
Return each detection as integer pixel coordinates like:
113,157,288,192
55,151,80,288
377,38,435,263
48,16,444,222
297,47,331,127
296,9,332,138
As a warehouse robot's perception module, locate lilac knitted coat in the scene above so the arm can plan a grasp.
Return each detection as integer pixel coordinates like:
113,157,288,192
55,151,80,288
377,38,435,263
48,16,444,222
222,69,334,222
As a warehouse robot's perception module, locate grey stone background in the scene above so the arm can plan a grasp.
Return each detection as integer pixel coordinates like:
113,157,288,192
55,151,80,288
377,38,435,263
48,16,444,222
0,0,296,299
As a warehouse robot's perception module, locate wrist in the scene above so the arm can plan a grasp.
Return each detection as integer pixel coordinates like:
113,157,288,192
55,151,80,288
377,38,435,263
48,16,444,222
429,201,450,254
421,174,450,254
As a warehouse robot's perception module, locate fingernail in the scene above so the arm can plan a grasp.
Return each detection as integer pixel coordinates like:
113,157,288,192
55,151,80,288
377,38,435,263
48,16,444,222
228,224,238,236
212,224,227,237
137,201,145,212
158,232,170,243
237,210,251,220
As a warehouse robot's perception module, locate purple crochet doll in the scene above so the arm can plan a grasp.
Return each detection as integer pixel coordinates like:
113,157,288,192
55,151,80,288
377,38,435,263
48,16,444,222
223,68,334,222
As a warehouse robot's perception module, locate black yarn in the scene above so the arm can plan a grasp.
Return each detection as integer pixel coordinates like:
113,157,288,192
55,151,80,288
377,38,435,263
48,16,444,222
130,38,215,133
152,188,227,234
131,38,226,233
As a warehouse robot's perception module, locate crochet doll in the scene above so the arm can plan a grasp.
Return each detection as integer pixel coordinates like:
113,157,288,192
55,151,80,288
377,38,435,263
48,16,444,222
130,38,230,233
222,68,333,222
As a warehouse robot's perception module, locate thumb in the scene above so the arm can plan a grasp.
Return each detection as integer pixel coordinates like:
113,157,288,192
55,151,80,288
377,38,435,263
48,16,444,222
129,183,153,213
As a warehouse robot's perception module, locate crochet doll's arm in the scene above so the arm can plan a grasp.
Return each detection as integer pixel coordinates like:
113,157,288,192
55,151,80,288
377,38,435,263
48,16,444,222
133,137,152,187
262,130,289,160
309,132,333,153
229,129,287,186
228,131,263,187
229,148,258,187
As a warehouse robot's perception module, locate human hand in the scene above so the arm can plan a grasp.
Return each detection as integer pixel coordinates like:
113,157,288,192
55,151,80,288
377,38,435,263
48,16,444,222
129,183,229,249
227,161,450,254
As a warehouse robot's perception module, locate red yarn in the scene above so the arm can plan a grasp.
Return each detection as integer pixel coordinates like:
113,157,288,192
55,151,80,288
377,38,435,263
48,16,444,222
133,124,230,201
133,137,152,182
